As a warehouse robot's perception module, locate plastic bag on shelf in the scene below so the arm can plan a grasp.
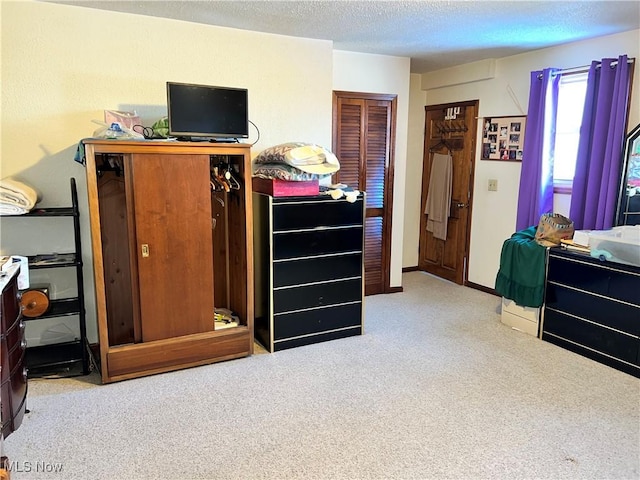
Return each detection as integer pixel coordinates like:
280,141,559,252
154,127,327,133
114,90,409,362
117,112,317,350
151,117,170,138
104,110,140,130
93,121,144,140
40,323,77,345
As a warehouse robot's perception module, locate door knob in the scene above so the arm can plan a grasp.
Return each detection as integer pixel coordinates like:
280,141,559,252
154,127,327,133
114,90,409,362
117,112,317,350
456,202,468,208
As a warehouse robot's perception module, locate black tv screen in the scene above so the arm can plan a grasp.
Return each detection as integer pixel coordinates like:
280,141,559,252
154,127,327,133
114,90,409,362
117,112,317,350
167,82,249,139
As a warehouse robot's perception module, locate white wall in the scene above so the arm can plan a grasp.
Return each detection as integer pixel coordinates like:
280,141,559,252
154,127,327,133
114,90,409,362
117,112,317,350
333,50,411,288
404,75,427,267
404,29,640,289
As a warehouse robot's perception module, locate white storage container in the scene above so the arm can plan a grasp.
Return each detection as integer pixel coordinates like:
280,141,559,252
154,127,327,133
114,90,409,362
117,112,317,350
501,297,540,336
588,225,640,267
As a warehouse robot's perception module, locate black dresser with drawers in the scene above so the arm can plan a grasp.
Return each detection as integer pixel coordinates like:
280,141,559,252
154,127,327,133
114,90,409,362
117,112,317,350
542,248,640,377
253,193,365,352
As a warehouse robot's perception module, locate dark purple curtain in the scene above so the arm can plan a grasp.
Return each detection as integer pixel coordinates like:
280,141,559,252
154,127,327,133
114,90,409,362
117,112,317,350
569,55,632,230
515,68,560,231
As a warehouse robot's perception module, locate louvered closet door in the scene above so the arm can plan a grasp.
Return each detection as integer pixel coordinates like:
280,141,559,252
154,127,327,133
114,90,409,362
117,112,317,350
333,92,396,295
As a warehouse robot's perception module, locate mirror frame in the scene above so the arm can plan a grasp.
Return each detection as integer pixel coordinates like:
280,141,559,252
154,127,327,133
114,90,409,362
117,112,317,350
615,123,640,226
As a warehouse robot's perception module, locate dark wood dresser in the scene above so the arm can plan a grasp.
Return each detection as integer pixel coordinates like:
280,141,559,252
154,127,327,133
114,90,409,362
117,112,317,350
1,264,28,438
253,193,365,352
542,248,640,377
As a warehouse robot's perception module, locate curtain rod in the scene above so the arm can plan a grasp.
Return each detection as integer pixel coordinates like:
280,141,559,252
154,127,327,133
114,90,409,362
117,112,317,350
563,58,635,74
536,58,635,79
556,58,635,76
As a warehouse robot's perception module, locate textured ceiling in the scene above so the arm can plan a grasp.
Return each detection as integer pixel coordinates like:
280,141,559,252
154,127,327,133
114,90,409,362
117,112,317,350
49,0,640,73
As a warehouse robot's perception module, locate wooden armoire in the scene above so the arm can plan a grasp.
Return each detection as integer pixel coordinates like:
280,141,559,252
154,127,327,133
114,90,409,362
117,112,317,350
82,140,254,383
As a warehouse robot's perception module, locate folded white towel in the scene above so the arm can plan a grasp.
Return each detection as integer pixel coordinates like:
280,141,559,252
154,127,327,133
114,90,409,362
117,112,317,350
0,177,40,214
0,204,29,215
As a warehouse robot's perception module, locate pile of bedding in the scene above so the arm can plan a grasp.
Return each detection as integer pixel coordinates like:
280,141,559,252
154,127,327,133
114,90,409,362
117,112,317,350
253,142,340,180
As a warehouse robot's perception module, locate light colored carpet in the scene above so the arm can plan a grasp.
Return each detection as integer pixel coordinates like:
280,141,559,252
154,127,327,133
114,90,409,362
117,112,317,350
4,271,639,479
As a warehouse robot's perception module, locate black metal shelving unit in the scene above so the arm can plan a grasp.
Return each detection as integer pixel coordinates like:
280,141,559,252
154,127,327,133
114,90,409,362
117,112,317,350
5,178,91,377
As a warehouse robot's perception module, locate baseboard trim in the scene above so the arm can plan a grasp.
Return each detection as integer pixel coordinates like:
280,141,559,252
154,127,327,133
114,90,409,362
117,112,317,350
387,286,403,293
403,269,498,297
465,281,499,297
402,266,419,272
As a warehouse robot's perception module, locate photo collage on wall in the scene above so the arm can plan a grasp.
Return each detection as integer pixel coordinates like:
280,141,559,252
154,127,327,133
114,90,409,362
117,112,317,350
481,116,526,161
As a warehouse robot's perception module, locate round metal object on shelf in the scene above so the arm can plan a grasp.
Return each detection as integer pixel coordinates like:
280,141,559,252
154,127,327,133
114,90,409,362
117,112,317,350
19,285,50,318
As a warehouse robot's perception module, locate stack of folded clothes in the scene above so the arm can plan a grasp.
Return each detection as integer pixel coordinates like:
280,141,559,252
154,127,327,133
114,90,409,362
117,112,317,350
0,178,40,215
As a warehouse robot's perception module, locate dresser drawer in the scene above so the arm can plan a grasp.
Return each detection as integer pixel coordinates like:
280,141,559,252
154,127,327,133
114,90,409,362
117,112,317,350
547,253,640,304
545,283,640,335
273,198,363,230
9,363,27,414
5,337,26,373
273,226,363,260
274,253,362,288
543,309,639,365
9,385,27,434
0,362,27,438
2,318,26,381
1,382,11,438
274,328,362,352
274,278,362,313
0,348,26,388
1,276,20,332
274,302,362,341
2,317,24,352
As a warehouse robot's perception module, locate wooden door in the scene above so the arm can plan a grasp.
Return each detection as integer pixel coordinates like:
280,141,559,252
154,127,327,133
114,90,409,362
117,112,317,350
419,101,478,284
333,91,396,295
129,154,215,341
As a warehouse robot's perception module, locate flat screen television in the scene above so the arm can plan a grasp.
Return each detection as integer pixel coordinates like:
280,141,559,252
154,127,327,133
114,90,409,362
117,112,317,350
166,82,249,140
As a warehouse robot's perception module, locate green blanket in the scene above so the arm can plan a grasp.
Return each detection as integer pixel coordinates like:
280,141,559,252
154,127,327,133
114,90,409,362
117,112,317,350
494,226,547,308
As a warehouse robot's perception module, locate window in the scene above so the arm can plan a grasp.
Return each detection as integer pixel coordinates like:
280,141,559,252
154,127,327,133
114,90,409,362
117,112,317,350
552,71,588,193
517,56,633,231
